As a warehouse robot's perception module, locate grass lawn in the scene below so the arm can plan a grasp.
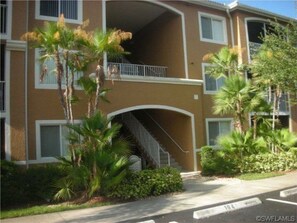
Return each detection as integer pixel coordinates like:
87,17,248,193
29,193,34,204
0,200,114,219
237,172,284,181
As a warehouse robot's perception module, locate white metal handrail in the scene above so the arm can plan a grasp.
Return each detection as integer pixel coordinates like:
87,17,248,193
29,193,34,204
122,112,170,167
108,62,167,77
144,111,189,154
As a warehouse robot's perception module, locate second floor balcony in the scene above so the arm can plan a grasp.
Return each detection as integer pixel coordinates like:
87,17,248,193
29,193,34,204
107,62,167,78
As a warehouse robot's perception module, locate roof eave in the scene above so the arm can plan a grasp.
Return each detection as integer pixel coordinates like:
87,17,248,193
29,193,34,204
228,1,296,22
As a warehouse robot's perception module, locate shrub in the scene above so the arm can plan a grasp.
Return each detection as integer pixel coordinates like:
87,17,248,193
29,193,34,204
200,146,239,176
240,152,297,173
0,161,68,208
108,167,183,200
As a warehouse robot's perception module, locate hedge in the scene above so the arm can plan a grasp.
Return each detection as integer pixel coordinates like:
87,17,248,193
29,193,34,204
108,167,183,200
240,152,297,173
1,161,68,208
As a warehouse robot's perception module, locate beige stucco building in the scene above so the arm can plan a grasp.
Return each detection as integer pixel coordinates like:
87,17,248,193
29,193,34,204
1,0,296,171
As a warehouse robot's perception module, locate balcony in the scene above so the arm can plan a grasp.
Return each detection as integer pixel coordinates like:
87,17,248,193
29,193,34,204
0,2,7,36
267,93,290,114
107,62,167,78
249,41,262,59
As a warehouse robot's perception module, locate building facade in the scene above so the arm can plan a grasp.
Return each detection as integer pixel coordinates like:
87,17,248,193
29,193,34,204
1,0,296,171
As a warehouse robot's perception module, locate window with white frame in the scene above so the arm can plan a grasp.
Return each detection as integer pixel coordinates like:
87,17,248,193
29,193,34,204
35,49,83,89
198,12,227,44
202,63,225,93
36,0,82,23
37,122,69,160
206,119,232,146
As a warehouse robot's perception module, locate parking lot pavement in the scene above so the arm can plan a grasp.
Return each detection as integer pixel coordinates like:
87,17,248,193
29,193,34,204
130,188,297,223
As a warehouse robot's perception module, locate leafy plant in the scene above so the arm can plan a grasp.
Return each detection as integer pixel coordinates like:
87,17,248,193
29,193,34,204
240,152,297,173
54,111,131,200
108,167,183,200
200,146,239,176
218,130,268,159
264,128,297,153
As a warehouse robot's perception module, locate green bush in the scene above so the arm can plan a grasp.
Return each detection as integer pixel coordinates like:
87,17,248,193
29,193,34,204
108,167,183,200
200,146,239,176
1,161,68,208
240,152,297,173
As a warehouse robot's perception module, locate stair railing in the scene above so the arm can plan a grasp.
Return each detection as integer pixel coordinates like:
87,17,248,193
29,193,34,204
122,112,170,167
144,111,189,154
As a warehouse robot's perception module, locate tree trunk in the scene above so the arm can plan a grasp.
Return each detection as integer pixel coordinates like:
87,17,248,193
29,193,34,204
55,50,68,121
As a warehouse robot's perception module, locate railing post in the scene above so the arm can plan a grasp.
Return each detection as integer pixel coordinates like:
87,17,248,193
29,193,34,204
157,144,160,167
143,65,146,77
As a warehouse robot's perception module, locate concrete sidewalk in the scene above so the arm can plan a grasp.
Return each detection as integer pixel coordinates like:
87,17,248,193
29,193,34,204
2,171,297,223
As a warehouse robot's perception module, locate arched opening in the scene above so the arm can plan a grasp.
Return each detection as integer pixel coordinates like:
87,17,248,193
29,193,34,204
108,105,196,171
106,0,186,78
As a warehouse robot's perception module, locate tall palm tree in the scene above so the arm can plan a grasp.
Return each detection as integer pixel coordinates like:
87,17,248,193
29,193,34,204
213,75,252,133
22,15,132,122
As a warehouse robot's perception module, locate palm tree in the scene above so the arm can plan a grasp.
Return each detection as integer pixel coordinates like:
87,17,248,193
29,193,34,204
22,15,132,122
213,75,253,133
203,46,243,78
56,111,131,200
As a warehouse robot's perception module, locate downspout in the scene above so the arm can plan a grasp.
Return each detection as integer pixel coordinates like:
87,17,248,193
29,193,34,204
226,8,235,47
25,0,29,169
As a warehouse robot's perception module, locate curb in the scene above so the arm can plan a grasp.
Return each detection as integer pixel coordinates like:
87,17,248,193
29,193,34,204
280,187,297,198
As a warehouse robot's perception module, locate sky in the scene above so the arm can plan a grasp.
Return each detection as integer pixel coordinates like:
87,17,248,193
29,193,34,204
214,0,297,19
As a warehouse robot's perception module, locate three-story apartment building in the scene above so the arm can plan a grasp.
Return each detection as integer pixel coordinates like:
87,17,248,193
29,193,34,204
1,0,296,171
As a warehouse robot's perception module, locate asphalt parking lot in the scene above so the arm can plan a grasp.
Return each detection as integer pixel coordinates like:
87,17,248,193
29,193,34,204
129,187,297,223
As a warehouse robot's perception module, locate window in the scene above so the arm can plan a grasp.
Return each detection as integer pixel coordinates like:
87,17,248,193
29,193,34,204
36,0,82,24
35,49,83,89
36,120,80,161
202,63,225,94
206,119,232,146
199,12,227,44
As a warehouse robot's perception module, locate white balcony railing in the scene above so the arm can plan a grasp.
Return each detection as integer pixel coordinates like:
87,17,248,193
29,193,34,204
249,42,262,59
266,92,290,114
0,3,7,35
108,62,167,77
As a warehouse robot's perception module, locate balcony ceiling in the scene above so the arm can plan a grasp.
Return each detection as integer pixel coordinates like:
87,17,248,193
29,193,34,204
106,1,167,34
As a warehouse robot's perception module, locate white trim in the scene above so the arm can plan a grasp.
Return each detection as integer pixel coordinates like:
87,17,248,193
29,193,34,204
0,0,12,40
110,75,203,86
3,49,11,160
244,18,269,64
205,118,233,146
229,1,293,22
35,0,83,24
35,120,80,162
107,104,197,171
6,40,27,52
198,12,228,45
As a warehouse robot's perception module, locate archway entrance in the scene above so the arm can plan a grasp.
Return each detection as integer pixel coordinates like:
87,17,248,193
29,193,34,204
108,105,196,171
